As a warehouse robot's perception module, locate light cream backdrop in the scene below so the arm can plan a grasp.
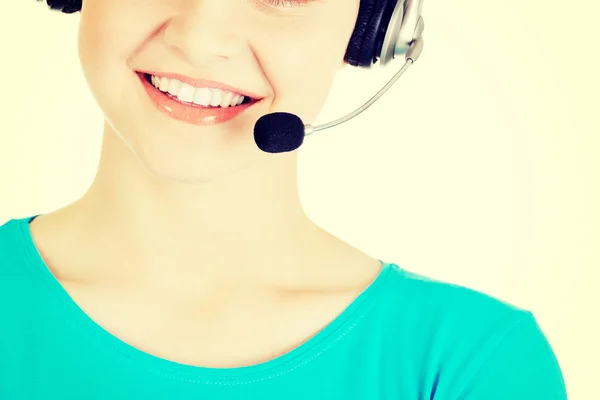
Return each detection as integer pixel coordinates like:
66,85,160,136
1,1,598,398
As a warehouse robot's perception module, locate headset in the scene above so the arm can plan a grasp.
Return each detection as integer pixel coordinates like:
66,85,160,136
41,0,425,153
345,0,424,68
40,0,425,69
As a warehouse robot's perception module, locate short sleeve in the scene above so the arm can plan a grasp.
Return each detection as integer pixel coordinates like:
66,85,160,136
457,311,568,399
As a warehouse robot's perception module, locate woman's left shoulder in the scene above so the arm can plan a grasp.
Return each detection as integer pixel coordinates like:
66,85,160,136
376,262,531,327
369,262,544,356
367,263,567,399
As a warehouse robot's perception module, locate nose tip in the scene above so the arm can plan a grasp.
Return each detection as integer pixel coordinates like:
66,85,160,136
162,9,243,67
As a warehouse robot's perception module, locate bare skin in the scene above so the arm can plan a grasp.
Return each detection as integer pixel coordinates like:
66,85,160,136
29,204,382,368
27,0,384,367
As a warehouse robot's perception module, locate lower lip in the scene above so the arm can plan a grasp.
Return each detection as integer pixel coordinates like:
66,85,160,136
137,73,257,126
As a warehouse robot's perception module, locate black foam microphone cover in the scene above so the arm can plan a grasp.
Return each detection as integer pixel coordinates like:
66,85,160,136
39,0,82,13
254,112,306,153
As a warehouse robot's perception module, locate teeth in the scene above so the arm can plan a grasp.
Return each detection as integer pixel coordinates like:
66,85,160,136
209,89,222,107
193,88,212,106
220,91,234,108
176,83,195,103
167,79,181,96
149,74,247,107
159,77,170,92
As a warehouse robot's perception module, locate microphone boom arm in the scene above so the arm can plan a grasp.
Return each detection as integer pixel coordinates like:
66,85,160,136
306,35,423,136
308,59,413,135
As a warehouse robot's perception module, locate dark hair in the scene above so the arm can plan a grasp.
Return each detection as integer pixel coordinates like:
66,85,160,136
38,0,82,13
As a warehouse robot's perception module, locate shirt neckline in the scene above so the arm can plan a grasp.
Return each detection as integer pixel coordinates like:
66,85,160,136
15,214,395,384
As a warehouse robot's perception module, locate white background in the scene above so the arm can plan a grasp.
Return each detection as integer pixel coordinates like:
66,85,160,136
1,1,598,398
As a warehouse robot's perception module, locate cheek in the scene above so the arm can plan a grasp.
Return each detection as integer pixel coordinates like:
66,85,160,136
77,0,152,125
258,10,358,123
78,0,142,66
273,52,338,123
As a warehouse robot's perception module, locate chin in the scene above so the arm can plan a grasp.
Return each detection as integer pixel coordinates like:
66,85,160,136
115,128,277,186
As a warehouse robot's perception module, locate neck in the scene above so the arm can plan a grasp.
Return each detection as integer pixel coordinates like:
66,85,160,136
67,123,334,287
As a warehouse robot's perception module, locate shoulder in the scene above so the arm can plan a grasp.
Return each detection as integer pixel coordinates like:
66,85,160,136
371,263,567,398
0,217,27,265
0,216,39,293
377,263,529,329
378,263,537,356
367,263,533,364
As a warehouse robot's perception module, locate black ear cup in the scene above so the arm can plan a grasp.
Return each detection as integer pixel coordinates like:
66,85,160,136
39,0,82,13
344,0,396,68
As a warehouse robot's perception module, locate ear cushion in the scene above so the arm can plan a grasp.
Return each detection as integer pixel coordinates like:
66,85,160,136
345,0,395,67
39,0,82,13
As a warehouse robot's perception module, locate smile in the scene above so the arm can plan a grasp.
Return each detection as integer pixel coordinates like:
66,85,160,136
137,72,261,126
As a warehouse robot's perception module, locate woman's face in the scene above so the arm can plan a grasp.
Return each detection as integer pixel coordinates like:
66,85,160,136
77,0,360,183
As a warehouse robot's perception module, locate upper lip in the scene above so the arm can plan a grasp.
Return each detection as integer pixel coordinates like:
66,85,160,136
139,70,263,100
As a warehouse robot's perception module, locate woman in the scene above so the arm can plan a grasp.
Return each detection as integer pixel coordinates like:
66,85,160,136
0,0,567,398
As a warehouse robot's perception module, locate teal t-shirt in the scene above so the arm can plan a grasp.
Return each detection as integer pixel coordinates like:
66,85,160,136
0,216,567,399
